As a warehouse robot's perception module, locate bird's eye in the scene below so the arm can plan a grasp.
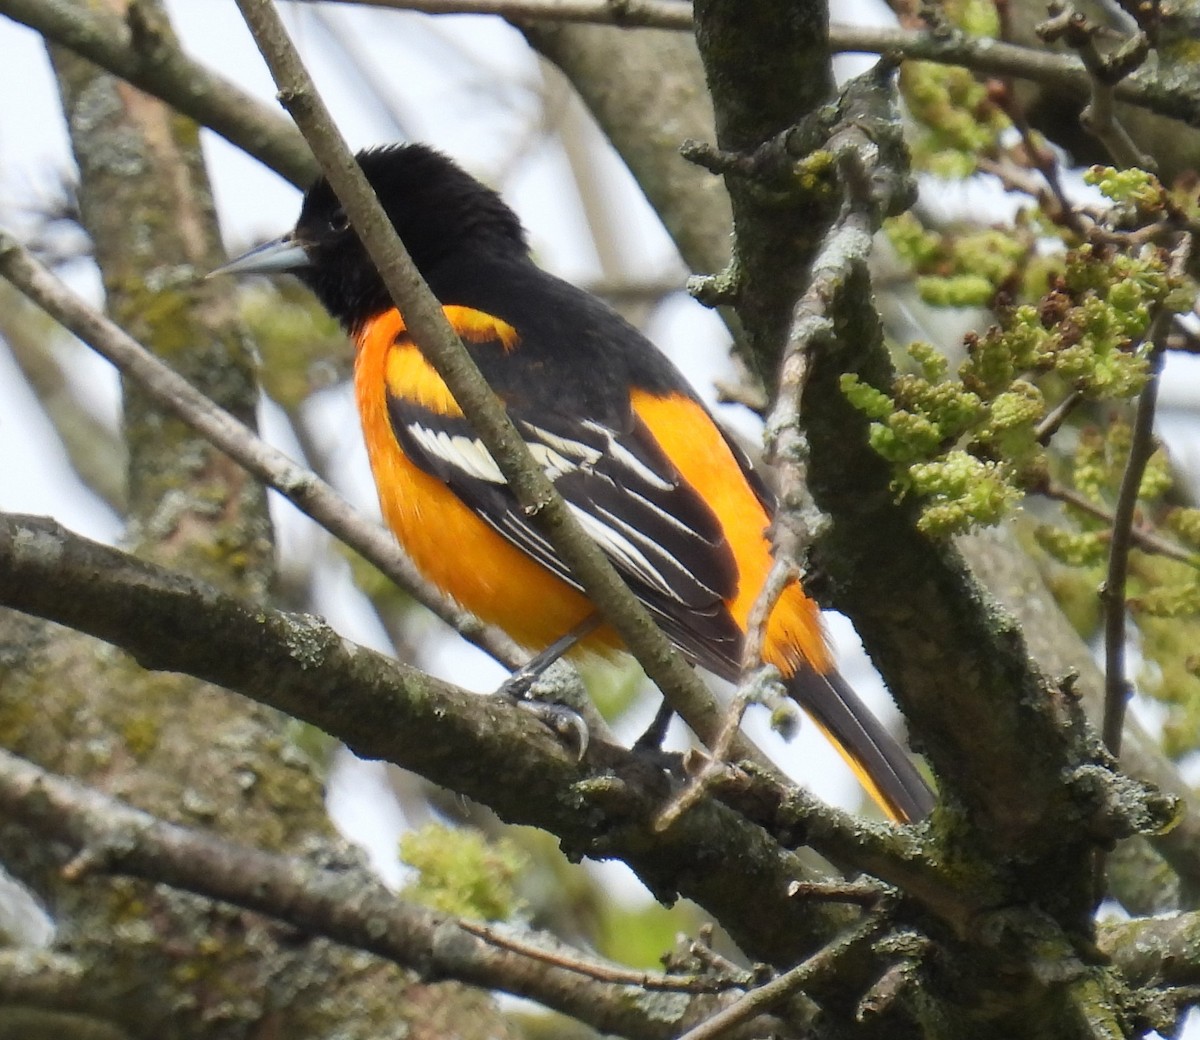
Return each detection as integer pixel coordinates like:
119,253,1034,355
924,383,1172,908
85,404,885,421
329,208,350,232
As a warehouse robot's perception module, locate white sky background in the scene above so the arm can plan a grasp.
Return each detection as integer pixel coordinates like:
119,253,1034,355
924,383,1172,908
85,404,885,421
4,0,1200,994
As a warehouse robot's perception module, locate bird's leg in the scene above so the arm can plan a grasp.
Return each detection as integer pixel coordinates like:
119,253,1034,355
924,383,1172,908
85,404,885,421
502,614,602,760
499,613,602,699
633,700,676,752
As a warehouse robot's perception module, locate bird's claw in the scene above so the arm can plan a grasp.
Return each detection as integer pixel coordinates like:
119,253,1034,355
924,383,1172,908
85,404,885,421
515,700,590,761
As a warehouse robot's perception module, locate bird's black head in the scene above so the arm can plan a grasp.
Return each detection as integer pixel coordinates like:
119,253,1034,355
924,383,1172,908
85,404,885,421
291,144,529,330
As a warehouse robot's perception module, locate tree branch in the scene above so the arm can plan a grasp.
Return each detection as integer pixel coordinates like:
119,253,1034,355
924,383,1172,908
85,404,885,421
0,951,90,1013
676,915,884,1040
309,0,694,27
0,285,126,516
958,525,1200,901
1103,313,1172,758
10,0,1196,222
0,745,752,1040
1035,3,1156,169
1038,482,1196,566
0,511,905,967
688,3,1174,1032
304,0,1200,129
1099,911,1200,989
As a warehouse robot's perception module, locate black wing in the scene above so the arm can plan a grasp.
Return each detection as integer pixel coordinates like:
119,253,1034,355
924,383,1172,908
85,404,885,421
387,392,745,668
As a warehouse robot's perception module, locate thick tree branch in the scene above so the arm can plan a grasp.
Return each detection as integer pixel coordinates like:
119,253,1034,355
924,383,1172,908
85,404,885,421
19,13,493,1034
0,746,752,1040
688,2,1175,1033
0,951,91,1014
958,526,1200,901
516,30,1200,909
691,0,1169,895
1099,911,1200,989
0,511,921,966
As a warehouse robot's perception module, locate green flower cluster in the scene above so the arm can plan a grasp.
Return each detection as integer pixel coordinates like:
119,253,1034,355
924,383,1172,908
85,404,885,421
1084,165,1168,217
844,242,1179,536
902,63,1003,178
888,212,1052,308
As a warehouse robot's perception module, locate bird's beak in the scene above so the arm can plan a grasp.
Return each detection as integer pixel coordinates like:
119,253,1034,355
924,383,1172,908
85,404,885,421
209,233,310,277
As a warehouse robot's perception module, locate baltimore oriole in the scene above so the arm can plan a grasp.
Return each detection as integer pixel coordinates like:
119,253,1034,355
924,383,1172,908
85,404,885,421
220,143,934,823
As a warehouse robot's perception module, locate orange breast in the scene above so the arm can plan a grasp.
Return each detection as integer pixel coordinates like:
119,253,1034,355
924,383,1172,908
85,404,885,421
354,310,609,653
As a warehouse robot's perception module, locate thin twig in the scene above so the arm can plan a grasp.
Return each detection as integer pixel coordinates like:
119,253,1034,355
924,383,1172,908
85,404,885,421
0,0,314,186
1039,481,1195,566
0,286,127,514
303,1,1199,129
9,0,1197,176
653,551,794,832
297,0,695,26
1102,313,1171,758
686,927,755,981
1036,4,1156,170
653,662,784,833
458,920,749,992
0,228,524,670
787,878,888,906
675,916,884,1040
986,86,1090,239
1034,390,1085,444
233,0,753,761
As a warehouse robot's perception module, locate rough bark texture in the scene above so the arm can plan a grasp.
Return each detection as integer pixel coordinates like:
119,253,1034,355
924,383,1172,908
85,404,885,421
2,1,1199,1037
0,513,871,971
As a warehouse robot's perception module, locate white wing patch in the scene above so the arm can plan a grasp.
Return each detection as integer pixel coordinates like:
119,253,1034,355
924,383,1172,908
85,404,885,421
403,416,707,602
528,442,577,481
524,423,603,469
393,403,738,621
589,502,725,599
406,423,583,484
407,425,505,483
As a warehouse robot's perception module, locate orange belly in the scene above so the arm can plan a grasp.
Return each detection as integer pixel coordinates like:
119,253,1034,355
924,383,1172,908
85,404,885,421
355,311,611,652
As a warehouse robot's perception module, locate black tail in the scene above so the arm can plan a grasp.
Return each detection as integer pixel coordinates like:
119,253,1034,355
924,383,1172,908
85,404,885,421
787,666,934,823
